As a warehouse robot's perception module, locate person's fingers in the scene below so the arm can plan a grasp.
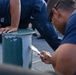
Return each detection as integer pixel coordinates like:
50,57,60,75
0,27,18,33
40,52,47,62
40,51,52,64
7,28,17,33
40,56,46,62
40,51,48,60
41,51,51,57
2,27,10,33
0,28,5,34
3,29,8,33
41,51,47,55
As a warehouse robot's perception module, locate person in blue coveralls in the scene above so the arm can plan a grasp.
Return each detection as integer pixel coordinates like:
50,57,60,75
0,0,61,50
40,0,76,75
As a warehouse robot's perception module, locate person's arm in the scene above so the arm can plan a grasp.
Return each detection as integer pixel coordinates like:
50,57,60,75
0,0,21,33
52,44,76,75
40,44,76,75
10,0,21,29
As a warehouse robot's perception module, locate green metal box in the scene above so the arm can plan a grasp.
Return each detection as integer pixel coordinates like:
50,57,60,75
2,29,35,69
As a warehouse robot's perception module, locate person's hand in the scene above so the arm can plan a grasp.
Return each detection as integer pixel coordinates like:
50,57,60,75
40,51,52,64
0,26,18,34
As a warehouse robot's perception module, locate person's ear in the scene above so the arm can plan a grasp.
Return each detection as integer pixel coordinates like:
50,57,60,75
52,8,60,18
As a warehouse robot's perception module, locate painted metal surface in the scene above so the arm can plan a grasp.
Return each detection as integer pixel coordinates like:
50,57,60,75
2,29,35,69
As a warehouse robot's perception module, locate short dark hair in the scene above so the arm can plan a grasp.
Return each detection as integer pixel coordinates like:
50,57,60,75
49,0,76,22
55,0,76,11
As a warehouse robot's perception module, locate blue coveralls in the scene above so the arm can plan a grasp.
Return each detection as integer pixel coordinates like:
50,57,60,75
44,0,48,3
0,0,61,50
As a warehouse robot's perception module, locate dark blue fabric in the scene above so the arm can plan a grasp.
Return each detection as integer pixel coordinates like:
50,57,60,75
61,10,76,44
0,0,10,25
44,0,48,3
31,3,61,50
0,0,61,50
0,0,10,17
74,73,76,75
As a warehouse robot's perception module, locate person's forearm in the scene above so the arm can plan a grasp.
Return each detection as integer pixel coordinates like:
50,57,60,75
10,0,21,28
